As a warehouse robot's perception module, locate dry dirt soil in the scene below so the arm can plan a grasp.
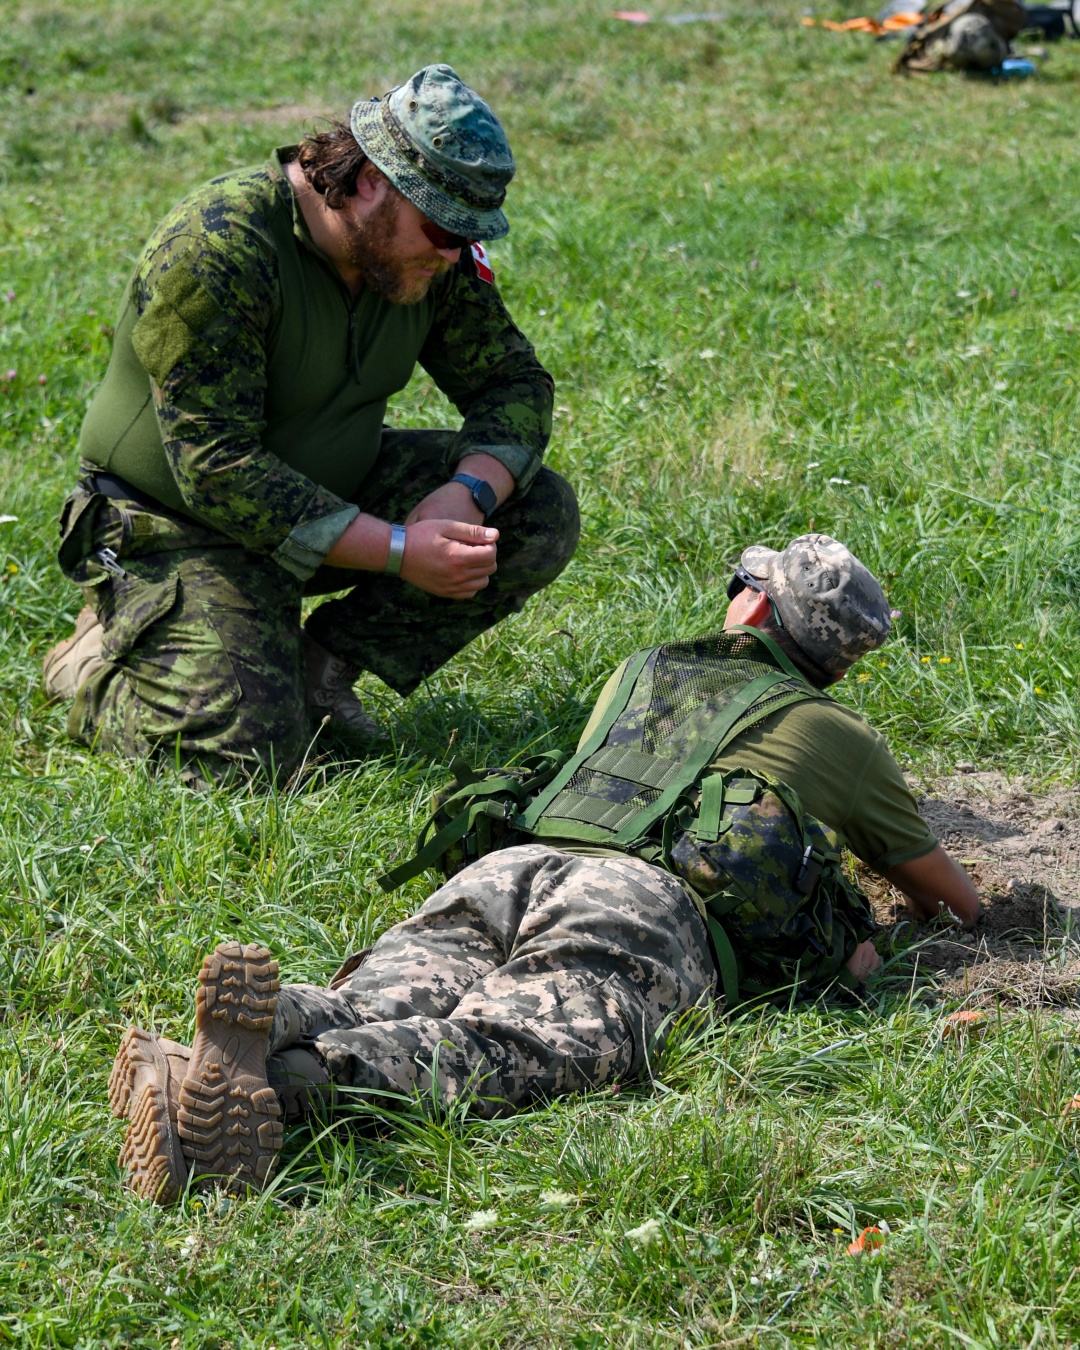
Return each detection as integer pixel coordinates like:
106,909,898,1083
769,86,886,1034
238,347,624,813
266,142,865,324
858,771,1080,1011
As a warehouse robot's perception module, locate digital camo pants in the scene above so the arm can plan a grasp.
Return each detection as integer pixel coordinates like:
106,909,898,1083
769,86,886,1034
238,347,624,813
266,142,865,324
268,845,716,1118
56,429,579,781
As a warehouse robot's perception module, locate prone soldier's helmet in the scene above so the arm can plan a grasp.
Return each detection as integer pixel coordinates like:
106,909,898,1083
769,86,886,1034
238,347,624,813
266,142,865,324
739,534,892,675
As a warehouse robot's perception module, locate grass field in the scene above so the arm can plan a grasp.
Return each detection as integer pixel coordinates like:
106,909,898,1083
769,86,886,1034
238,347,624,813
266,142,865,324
3,1,1080,1344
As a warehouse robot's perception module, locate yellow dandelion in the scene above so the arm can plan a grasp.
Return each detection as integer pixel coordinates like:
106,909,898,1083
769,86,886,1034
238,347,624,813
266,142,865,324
878,660,887,668
939,657,952,665
1015,642,1025,650
857,672,872,682
920,656,931,664
1035,687,1046,696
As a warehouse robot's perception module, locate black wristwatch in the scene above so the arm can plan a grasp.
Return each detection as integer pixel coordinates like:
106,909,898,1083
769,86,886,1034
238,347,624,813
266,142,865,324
450,472,498,519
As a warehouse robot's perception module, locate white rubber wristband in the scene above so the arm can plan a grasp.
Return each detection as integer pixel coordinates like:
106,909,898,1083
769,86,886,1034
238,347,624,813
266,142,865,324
384,524,407,577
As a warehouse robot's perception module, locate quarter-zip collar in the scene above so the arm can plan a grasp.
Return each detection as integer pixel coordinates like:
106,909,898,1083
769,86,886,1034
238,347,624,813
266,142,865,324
268,147,364,381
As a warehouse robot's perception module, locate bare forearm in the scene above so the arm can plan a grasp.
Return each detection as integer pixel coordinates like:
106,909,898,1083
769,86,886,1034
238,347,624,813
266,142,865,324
323,513,394,570
456,452,515,509
884,845,982,928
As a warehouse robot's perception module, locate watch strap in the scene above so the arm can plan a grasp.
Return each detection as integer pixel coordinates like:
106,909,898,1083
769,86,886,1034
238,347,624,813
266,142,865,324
450,472,497,518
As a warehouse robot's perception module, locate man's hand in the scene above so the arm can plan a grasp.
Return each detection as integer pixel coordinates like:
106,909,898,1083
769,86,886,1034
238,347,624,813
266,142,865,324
845,939,881,983
322,512,498,597
399,518,499,599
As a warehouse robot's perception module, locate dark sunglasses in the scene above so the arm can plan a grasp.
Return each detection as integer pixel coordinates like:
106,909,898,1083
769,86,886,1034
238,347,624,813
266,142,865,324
419,218,474,251
726,565,784,627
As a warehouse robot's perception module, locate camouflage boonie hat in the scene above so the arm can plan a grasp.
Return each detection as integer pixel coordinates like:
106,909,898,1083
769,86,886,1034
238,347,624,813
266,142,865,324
350,64,514,240
740,534,891,675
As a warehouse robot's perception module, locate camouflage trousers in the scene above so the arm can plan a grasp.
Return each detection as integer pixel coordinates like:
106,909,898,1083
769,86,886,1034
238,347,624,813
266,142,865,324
268,844,716,1118
56,429,579,781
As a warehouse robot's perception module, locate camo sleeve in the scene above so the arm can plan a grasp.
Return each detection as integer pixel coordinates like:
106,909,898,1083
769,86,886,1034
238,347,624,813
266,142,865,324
419,253,553,493
129,190,356,578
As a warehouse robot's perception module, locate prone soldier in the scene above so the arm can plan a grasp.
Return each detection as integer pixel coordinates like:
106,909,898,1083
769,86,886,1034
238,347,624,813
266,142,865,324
108,534,981,1203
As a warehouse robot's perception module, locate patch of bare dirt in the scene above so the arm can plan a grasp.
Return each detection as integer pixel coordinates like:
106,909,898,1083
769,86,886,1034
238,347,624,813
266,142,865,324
862,771,1080,1010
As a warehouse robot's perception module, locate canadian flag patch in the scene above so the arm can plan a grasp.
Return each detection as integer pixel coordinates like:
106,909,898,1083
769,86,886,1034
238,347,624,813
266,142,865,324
470,242,495,285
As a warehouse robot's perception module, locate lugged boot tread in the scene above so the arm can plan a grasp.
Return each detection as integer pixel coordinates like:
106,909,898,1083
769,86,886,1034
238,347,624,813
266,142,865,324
177,942,283,1195
109,1027,188,1204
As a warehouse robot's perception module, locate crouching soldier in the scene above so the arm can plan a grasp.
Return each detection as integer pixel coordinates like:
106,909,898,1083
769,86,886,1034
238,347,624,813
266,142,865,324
109,534,981,1203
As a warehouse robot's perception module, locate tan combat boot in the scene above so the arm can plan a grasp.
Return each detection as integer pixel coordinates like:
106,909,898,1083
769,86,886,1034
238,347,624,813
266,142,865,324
176,941,284,1197
109,1028,192,1204
42,605,105,701
304,634,383,738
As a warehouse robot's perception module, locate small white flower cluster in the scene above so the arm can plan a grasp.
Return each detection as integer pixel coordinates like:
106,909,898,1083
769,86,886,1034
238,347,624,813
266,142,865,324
624,1217,663,1247
538,1189,576,1210
463,1209,499,1231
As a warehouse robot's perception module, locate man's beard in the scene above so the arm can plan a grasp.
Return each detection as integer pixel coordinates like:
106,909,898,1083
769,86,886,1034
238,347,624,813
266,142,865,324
341,193,451,304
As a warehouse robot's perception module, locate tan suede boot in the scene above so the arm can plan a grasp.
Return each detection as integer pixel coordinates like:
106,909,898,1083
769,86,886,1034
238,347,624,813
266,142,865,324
303,634,383,738
42,605,105,701
109,1028,191,1205
176,941,284,1196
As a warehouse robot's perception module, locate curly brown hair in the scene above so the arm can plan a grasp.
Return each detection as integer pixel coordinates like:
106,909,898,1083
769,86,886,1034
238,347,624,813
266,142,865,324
296,119,372,211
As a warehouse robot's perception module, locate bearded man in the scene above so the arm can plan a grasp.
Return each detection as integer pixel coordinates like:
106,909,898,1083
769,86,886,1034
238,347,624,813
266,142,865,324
44,65,578,784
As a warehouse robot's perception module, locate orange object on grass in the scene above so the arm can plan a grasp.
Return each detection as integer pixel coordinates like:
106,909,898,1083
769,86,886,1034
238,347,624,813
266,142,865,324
1062,1093,1080,1116
942,1010,987,1038
847,1227,886,1256
802,13,922,34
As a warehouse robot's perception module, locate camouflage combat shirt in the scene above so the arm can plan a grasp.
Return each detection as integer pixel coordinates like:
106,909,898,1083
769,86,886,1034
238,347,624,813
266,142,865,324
77,148,554,579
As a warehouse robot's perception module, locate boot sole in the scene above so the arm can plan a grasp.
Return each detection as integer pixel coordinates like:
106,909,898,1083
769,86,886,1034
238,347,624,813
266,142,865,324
176,941,283,1195
109,1027,188,1205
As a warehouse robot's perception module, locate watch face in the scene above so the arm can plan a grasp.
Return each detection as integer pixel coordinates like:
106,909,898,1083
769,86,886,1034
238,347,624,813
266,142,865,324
475,480,497,515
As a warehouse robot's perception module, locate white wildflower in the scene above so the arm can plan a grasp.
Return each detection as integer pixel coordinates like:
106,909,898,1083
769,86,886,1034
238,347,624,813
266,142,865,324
538,1189,576,1210
463,1209,499,1231
625,1217,663,1246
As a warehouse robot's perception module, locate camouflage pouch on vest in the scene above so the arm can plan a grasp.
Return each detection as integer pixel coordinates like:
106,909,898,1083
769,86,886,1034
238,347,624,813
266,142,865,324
378,750,568,891
664,767,876,1000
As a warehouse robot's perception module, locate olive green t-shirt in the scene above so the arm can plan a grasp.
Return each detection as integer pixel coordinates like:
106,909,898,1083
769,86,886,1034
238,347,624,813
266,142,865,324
564,659,936,873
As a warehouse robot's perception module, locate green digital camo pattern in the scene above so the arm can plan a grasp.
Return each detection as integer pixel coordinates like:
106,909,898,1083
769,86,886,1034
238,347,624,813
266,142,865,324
79,149,554,558
535,630,818,832
267,844,715,1117
59,430,578,783
350,64,515,240
668,774,876,992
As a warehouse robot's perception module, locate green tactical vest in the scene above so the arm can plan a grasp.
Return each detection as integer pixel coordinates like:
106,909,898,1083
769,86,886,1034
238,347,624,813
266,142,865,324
516,626,825,852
